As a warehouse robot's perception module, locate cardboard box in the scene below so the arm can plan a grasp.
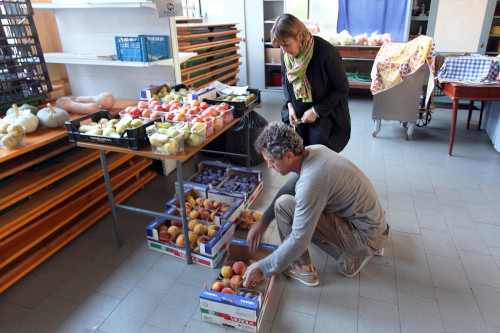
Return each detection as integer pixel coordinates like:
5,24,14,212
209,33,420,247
175,161,231,195
200,239,278,332
188,86,217,103
169,187,244,226
140,83,171,100
264,48,281,64
146,207,236,267
215,167,263,209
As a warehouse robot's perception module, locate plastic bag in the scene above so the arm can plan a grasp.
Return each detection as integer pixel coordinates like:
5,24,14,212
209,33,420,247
225,111,268,166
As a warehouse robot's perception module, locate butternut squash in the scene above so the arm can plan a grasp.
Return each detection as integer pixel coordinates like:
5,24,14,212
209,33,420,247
75,92,115,109
56,97,100,114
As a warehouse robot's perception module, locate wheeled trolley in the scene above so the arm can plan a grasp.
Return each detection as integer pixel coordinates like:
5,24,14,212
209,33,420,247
372,64,430,140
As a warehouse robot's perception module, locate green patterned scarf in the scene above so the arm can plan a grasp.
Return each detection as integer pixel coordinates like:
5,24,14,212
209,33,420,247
284,33,314,103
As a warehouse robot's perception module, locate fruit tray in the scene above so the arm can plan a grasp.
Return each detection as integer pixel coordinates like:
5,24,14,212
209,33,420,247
203,88,261,118
65,110,156,150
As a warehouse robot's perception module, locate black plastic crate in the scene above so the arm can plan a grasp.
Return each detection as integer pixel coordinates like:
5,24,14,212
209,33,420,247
65,110,156,150
203,88,261,118
0,0,52,106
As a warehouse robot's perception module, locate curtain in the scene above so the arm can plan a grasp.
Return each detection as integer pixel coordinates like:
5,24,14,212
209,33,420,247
337,0,408,42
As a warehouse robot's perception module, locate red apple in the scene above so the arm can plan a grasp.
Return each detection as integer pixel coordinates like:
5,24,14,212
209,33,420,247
199,102,209,109
137,101,148,109
153,104,165,112
141,109,152,118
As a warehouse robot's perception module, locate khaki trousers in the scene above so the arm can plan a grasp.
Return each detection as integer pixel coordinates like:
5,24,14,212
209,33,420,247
275,194,388,266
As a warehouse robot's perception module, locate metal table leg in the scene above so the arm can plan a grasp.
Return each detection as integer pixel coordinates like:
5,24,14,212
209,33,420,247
245,114,250,168
176,160,192,263
99,150,123,247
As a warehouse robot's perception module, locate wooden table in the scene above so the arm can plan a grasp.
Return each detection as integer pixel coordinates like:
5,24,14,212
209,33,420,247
77,110,254,264
439,82,500,155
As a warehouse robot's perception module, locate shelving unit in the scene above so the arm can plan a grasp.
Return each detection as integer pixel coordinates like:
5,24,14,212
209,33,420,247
486,1,500,56
407,0,436,41
337,45,380,90
31,1,155,9
43,52,196,67
263,0,283,89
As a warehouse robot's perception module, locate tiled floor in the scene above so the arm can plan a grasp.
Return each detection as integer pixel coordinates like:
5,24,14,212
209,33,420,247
1,92,500,333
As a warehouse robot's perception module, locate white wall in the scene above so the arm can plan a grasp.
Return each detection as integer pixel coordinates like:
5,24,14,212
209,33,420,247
49,7,176,100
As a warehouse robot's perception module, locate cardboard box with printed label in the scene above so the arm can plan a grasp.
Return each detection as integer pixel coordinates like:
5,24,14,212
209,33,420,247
174,161,231,196
140,83,171,100
215,167,263,209
168,187,244,226
146,206,236,267
200,239,277,332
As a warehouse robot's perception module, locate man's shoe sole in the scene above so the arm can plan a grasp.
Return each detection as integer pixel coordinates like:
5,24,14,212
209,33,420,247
340,255,372,278
283,269,319,287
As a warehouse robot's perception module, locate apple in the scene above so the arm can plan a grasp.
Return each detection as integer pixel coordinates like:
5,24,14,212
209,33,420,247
148,97,159,104
188,219,199,231
191,100,200,107
230,275,243,288
193,224,206,234
199,102,209,109
175,234,185,247
150,111,163,119
162,101,172,110
138,101,149,109
221,265,233,278
213,201,222,209
187,231,197,243
172,113,186,121
141,109,152,118
232,261,246,275
170,220,182,228
197,235,210,245
153,104,165,112
221,287,235,294
191,116,203,124
211,281,225,292
159,230,170,241
219,102,230,110
164,112,175,121
168,225,180,237
195,197,204,206
128,107,141,116
188,210,200,219
200,211,210,221
149,100,161,107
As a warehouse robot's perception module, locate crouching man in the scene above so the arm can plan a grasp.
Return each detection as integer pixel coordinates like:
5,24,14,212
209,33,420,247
242,122,388,287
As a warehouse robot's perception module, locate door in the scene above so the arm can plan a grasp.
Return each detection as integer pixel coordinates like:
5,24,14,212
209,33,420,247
200,0,248,86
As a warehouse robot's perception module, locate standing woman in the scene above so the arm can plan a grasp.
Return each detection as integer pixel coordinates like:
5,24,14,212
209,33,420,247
272,13,351,152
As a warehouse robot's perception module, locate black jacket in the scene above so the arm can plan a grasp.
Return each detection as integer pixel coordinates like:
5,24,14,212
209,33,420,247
281,35,351,153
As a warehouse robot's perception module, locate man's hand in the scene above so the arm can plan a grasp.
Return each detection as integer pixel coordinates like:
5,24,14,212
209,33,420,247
246,219,267,252
242,262,264,288
288,103,299,125
301,107,318,124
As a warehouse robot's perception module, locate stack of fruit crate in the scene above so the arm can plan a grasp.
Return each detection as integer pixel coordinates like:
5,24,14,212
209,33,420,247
176,21,242,88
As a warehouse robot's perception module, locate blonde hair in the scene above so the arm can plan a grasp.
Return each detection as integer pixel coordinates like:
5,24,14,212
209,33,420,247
270,14,310,47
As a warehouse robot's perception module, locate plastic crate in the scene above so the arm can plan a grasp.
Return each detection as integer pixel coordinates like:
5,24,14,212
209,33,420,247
203,88,261,118
0,0,52,107
115,35,170,62
65,110,156,150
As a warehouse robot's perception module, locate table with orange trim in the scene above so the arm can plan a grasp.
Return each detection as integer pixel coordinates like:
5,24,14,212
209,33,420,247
76,107,257,264
438,82,500,156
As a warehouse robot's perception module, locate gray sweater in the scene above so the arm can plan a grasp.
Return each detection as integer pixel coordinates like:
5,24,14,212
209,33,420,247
259,145,387,277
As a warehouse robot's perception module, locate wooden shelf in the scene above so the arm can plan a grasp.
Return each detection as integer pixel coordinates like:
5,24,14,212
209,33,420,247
0,167,156,293
43,52,196,67
32,1,155,10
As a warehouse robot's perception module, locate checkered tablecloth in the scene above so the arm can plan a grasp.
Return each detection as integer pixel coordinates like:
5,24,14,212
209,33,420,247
436,54,499,82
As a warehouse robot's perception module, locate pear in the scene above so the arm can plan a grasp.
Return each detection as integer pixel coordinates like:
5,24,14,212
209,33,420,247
1,134,18,149
166,128,181,138
0,122,10,134
146,124,156,134
79,124,96,133
160,139,179,154
103,127,117,136
98,118,109,125
187,133,202,146
130,119,143,127
115,122,129,134
7,124,24,136
155,122,173,129
149,133,170,146
108,119,119,126
86,128,103,135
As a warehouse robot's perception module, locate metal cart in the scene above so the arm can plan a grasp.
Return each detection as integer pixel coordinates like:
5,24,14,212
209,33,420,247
372,63,430,140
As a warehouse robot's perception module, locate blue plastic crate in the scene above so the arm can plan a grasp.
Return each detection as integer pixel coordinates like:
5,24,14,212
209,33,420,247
115,35,170,62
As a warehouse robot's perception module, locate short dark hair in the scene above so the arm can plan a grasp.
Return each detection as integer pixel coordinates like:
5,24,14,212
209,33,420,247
254,122,304,159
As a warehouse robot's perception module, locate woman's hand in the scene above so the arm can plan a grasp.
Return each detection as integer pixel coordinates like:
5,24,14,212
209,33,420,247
301,107,319,124
288,103,300,125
